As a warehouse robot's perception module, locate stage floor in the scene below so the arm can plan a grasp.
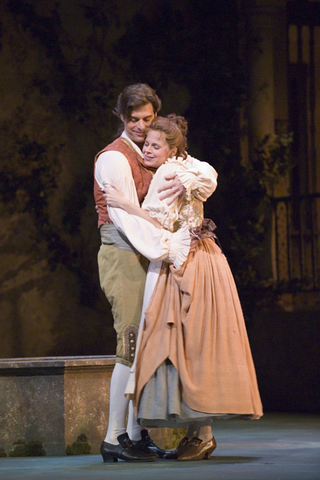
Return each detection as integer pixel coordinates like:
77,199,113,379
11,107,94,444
1,413,319,480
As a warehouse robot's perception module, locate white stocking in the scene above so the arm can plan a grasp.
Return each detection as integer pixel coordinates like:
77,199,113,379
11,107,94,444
104,363,130,445
127,400,143,441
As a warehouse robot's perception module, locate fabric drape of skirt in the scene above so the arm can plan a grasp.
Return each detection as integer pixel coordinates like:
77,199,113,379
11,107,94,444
132,237,263,427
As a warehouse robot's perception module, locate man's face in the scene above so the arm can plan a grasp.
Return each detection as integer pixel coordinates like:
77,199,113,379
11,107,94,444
122,103,155,146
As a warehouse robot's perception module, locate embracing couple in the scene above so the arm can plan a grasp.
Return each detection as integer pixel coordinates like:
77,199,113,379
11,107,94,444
94,83,262,463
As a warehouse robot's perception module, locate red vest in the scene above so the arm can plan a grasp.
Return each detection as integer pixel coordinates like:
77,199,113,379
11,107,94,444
94,137,153,227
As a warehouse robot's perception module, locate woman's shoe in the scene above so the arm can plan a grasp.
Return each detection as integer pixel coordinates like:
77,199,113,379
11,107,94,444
163,436,190,460
177,436,217,461
100,433,157,462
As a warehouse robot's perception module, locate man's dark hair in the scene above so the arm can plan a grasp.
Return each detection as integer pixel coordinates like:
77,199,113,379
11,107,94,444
113,83,161,120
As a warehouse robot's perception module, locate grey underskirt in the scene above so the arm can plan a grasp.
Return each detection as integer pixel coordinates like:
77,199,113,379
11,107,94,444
137,360,246,428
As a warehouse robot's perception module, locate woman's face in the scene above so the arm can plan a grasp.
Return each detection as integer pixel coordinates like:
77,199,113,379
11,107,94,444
143,130,176,169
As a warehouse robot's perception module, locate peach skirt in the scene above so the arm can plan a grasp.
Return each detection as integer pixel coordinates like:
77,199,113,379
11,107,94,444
133,238,263,425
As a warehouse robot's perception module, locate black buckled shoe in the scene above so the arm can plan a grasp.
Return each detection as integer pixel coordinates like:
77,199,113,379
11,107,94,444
101,433,157,462
132,429,167,458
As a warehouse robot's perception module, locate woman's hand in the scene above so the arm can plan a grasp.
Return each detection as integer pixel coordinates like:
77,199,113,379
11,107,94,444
103,182,161,228
103,183,128,209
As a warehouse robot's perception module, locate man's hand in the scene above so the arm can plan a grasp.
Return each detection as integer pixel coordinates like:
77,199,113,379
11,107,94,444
158,173,186,206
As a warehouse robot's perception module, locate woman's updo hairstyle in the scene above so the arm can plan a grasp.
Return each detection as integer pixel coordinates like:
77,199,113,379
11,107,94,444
148,114,188,159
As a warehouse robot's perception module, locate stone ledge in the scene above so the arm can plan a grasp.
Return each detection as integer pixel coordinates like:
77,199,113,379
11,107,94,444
0,356,115,376
0,356,115,456
0,356,184,456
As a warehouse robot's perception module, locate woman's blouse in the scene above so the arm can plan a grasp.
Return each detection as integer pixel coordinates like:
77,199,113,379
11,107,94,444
142,156,215,232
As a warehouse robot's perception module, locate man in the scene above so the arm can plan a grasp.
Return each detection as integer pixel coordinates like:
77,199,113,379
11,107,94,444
94,83,217,463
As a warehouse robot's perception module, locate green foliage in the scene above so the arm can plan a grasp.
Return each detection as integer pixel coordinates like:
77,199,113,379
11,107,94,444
0,133,59,214
65,434,91,455
9,440,25,457
163,428,188,450
0,447,7,457
250,132,294,196
226,132,293,316
6,0,121,130
0,126,71,272
25,440,47,457
6,0,87,120
9,439,46,457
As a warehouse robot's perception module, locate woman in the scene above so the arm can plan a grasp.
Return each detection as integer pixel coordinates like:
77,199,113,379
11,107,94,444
105,115,263,461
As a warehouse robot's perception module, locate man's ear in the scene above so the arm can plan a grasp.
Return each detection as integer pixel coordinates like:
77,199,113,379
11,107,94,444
120,114,124,122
